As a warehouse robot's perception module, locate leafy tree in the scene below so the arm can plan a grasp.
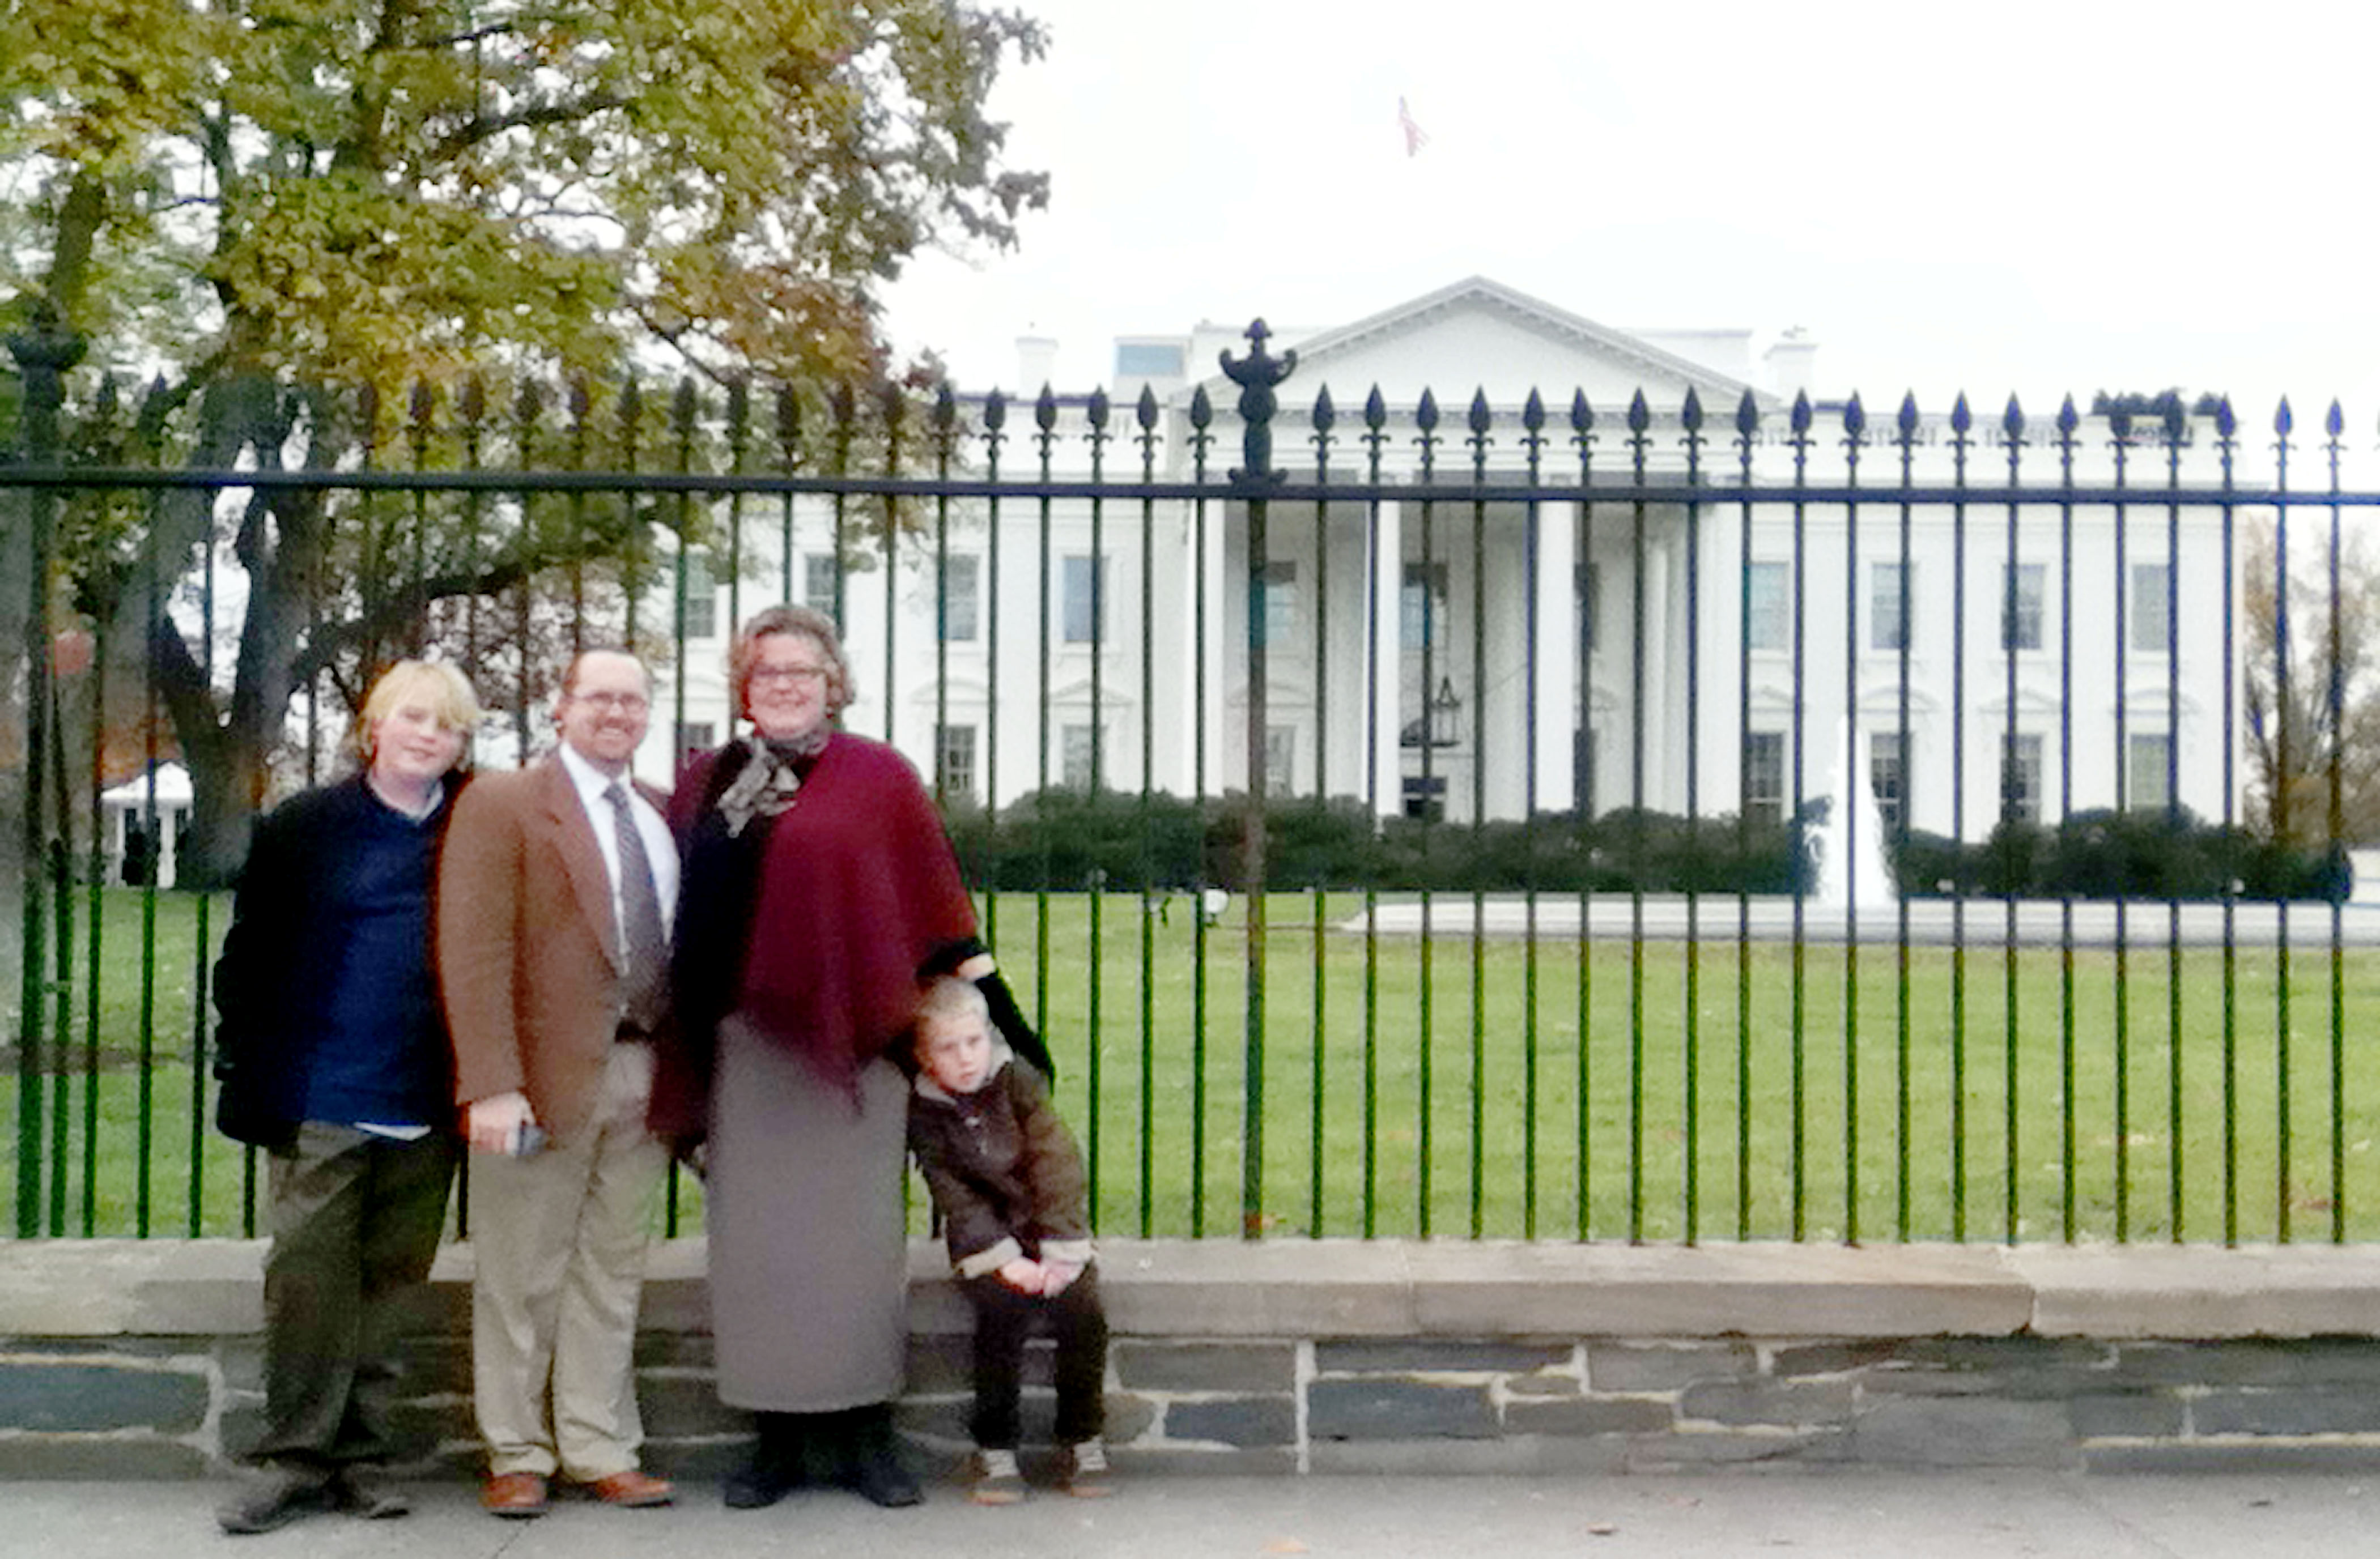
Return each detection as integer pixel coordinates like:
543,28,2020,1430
2242,513,2380,846
2,0,1048,883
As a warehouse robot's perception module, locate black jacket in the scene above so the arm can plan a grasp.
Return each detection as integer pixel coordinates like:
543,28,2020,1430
211,772,464,1149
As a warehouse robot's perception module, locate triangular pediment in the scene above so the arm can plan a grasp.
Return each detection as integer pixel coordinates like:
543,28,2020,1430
1199,277,1774,415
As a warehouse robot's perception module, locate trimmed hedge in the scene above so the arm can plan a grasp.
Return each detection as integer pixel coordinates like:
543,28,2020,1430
948,790,2346,903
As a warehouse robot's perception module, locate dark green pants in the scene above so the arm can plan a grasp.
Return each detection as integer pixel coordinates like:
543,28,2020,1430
249,1124,458,1470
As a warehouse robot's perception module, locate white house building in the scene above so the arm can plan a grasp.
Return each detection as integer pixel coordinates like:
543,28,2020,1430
639,276,2244,844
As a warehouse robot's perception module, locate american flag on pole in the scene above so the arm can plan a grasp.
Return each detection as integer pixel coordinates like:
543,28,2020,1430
1398,96,1430,157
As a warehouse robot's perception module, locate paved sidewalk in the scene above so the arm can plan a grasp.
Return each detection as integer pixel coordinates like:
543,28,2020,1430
7,1471,2377,1559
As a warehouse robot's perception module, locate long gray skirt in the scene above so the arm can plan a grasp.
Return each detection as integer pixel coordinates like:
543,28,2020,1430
706,1011,909,1411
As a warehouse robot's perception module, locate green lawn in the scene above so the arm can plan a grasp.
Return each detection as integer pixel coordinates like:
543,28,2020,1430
8,888,2379,1243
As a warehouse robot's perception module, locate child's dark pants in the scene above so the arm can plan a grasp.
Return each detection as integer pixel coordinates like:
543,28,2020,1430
962,1263,1108,1450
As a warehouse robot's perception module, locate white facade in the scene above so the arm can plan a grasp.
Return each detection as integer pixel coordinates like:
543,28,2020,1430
640,277,2245,842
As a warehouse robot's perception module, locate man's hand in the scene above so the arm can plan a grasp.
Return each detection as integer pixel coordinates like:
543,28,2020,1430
996,1256,1046,1293
1040,1260,1083,1296
465,1091,537,1156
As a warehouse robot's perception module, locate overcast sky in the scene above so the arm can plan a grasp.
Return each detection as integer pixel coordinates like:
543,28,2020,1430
878,0,2380,425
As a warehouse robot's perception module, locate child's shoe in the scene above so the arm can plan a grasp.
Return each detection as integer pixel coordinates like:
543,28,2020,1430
1060,1438,1112,1498
968,1446,1026,1506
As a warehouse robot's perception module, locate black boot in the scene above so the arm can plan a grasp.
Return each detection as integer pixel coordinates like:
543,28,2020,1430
835,1404,921,1509
722,1411,806,1510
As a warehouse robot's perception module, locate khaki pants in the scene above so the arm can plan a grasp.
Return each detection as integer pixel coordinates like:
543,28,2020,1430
466,1042,668,1480
253,1124,458,1469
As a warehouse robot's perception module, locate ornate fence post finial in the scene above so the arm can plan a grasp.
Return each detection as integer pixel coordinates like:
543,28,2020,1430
1221,318,1297,492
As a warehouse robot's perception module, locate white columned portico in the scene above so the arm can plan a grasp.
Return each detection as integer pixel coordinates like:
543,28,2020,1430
1639,538,1670,811
1370,497,1404,821
1535,503,1578,813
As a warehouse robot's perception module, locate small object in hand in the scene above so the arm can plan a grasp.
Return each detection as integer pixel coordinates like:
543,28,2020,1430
511,1123,549,1159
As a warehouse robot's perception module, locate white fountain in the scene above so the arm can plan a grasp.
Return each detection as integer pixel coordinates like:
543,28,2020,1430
1810,715,1897,922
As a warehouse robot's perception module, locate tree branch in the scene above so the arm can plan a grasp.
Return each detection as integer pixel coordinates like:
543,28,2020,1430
429,93,630,162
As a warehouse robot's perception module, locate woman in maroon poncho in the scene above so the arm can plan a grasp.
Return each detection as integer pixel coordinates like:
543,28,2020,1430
652,605,1049,1512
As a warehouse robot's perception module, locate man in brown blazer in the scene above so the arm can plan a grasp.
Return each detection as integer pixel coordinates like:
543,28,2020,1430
438,649,677,1518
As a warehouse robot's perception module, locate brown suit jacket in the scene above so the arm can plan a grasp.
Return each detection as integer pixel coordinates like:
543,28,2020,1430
437,754,670,1144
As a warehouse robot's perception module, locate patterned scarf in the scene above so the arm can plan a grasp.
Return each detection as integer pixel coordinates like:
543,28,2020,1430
714,728,830,837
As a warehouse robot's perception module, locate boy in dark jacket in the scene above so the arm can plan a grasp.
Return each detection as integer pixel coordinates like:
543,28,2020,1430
907,977,1109,1503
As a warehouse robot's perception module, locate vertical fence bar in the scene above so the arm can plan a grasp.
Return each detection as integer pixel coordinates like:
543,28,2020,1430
2164,412,2188,1241
1363,392,1388,1241
2001,396,2025,1245
1520,391,1546,1241
2056,401,2079,1246
1948,397,1973,1240
1626,391,1651,1244
1575,391,1596,1242
2324,402,2347,1244
2098,404,2119,1244
1465,390,1490,1239
1189,387,1212,1237
1841,395,1864,1243
1031,389,1056,1122
2218,400,2241,1247
1893,394,1919,1241
980,391,1006,977
1678,391,1703,1245
1224,325,1292,1241
1135,387,1161,1238
1732,393,1757,1242
1083,387,1109,1223
1415,391,1439,1239
80,606,105,1236
9,316,75,1237
1310,386,1336,1239
2273,399,2294,1242
1787,391,1812,1241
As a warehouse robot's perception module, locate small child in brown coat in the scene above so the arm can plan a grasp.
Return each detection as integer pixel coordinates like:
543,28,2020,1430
907,976,1110,1503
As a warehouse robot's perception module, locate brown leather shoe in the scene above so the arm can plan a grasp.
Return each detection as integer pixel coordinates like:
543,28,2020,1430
481,1471,550,1518
576,1468,674,1507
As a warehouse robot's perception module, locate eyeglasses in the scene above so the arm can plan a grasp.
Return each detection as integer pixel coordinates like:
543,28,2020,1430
573,691,649,713
750,663,830,687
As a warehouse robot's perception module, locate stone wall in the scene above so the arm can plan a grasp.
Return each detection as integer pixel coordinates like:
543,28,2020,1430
8,1239,2380,1479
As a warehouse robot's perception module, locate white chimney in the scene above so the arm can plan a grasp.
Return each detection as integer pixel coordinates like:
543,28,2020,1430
1765,327,1818,401
1015,335,1059,395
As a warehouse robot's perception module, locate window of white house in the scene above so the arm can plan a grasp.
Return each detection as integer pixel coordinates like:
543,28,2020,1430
1574,727,1597,818
1061,722,1099,791
802,553,839,619
2131,562,2172,654
1869,730,1907,834
940,555,980,643
1258,561,1298,648
2002,563,2046,652
1746,561,1790,653
2001,733,2044,824
1265,725,1296,794
2128,732,2173,812
676,721,714,756
1871,561,1910,653
1062,556,1104,644
1401,774,1447,822
680,551,716,641
1743,731,1786,824
1402,562,1448,649
1577,562,1602,657
936,722,977,803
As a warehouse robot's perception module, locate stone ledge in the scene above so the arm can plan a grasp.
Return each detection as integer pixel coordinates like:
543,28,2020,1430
7,1238,2380,1343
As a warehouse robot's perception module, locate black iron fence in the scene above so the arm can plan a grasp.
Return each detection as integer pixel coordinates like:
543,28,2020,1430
6,318,2379,1246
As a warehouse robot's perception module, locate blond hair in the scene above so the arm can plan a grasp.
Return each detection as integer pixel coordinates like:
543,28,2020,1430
915,975,990,1035
355,659,482,765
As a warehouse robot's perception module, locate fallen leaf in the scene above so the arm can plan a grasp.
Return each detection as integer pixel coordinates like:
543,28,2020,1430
1586,1522,1620,1537
1263,1541,1310,1554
